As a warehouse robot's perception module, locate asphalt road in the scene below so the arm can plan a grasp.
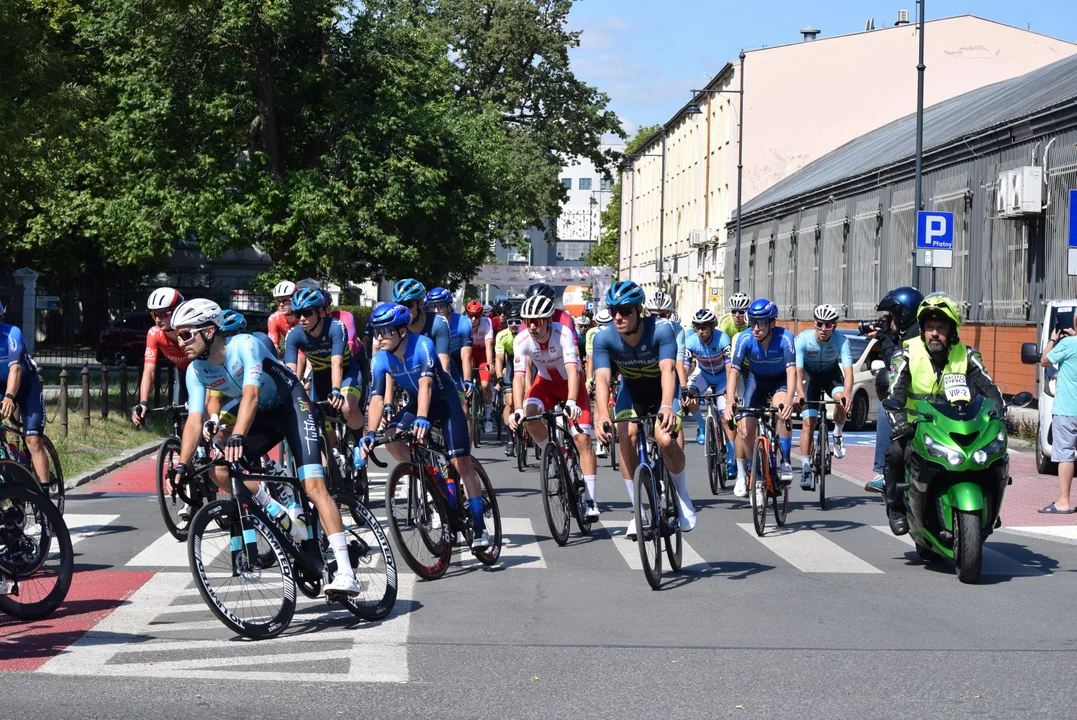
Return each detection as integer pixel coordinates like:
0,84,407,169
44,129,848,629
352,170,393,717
3,429,1077,719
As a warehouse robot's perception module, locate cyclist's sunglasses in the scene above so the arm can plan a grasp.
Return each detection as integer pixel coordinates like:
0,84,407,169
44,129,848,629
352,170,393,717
151,309,172,321
749,318,772,328
297,308,318,318
730,310,746,317
176,326,209,345
609,305,638,317
372,326,400,338
508,319,522,327
692,322,715,331
815,321,836,330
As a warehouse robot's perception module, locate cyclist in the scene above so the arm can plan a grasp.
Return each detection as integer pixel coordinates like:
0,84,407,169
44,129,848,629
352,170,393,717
132,287,189,427
322,290,371,403
494,307,522,456
682,308,737,477
267,280,298,355
719,292,752,342
0,301,49,491
427,287,475,415
575,314,592,361
593,281,696,536
508,295,599,520
360,303,490,549
220,309,277,355
171,298,360,595
525,283,579,344
466,299,496,433
645,292,689,450
724,298,796,498
391,279,451,373
491,296,511,335
794,303,853,490
586,308,612,458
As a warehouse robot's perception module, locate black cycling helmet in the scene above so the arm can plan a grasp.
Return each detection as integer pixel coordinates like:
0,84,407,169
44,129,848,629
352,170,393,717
492,296,511,314
877,286,924,333
525,283,556,301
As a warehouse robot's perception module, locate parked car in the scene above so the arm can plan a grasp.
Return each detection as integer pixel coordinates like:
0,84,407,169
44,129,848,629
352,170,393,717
96,312,154,365
1020,300,1075,475
838,330,885,431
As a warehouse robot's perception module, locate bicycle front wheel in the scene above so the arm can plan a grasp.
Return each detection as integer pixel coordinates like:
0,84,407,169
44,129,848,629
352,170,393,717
750,442,769,537
816,424,828,510
386,462,451,580
471,460,503,566
634,464,662,589
156,437,191,540
661,466,682,572
540,443,571,546
188,500,295,639
0,484,73,620
516,427,530,472
705,416,720,494
333,492,397,621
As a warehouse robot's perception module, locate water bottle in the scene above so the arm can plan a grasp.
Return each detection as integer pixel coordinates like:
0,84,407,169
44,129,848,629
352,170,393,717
194,446,207,461
6,442,18,461
428,464,458,511
265,499,307,543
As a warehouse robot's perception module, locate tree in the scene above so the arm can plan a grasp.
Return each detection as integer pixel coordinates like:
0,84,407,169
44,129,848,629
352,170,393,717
585,124,660,274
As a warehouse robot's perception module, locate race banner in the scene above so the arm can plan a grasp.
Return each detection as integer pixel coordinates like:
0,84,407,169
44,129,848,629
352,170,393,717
473,265,614,309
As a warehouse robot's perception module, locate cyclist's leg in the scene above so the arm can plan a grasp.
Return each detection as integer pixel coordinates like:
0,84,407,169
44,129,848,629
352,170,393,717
340,362,366,435
647,394,695,529
17,375,48,486
685,371,706,443
768,377,794,477
799,369,823,484
523,375,558,445
439,398,488,539
614,383,641,500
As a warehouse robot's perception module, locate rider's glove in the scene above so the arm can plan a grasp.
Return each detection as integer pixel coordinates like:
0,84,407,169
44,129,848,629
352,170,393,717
412,416,431,433
565,399,582,421
202,414,219,439
328,387,343,403
167,462,188,483
512,408,525,424
463,380,475,395
225,433,245,453
359,431,376,452
890,413,914,440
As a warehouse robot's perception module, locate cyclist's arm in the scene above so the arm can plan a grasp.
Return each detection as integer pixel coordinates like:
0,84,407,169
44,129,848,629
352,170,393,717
511,343,528,412
4,364,21,408
330,320,345,390
138,333,158,405
485,339,494,367
461,345,473,384
595,367,612,426
725,364,740,411
331,354,343,392
366,357,387,432
842,365,854,401
179,365,205,464
660,358,677,411
415,376,432,419
797,366,808,403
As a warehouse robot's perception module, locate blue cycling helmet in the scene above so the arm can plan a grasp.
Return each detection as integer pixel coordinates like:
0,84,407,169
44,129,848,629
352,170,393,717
291,287,323,313
425,287,452,306
877,285,925,333
605,280,646,307
747,298,778,320
369,302,412,328
391,278,426,304
219,309,247,333
320,289,333,308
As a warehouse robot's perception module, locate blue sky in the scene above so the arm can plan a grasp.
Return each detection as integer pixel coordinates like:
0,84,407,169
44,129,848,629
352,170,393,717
568,0,1077,141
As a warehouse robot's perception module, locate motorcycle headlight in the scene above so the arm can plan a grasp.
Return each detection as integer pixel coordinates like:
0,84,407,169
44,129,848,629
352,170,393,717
981,430,1006,458
924,435,964,466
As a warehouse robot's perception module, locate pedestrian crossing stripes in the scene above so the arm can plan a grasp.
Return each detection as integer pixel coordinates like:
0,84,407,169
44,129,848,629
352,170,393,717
64,514,121,547
599,519,710,573
739,523,883,573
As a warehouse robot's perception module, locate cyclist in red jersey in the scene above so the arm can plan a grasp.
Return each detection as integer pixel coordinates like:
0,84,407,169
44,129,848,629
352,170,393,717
267,280,298,354
131,287,188,425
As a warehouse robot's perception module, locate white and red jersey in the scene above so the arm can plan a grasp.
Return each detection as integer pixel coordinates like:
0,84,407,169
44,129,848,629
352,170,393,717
145,326,190,370
470,316,493,349
512,321,578,382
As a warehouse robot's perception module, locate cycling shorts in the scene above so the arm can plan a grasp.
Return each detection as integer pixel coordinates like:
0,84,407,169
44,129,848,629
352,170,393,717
687,370,727,398
801,367,846,419
15,370,45,437
310,361,365,404
524,375,592,436
220,387,324,483
740,373,789,417
387,398,470,459
613,381,682,433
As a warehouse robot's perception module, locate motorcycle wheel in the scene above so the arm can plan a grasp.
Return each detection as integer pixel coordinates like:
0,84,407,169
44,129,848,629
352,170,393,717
954,509,983,584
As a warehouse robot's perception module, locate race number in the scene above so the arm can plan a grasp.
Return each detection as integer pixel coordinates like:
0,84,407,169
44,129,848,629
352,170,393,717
942,373,971,403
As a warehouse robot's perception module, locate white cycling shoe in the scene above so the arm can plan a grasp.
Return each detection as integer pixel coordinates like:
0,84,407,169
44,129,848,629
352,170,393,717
325,572,361,596
584,500,601,522
471,530,491,550
733,477,749,499
625,519,638,541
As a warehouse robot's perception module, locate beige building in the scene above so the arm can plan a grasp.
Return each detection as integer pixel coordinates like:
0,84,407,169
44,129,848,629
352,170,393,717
619,13,1077,318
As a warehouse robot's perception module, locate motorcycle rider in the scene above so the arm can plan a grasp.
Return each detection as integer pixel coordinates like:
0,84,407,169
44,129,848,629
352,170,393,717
881,293,1005,536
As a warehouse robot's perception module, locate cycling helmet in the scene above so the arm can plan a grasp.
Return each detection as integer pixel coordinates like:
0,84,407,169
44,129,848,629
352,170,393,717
605,280,646,307
595,308,612,325
219,309,247,333
813,304,840,323
493,296,511,313
917,293,962,335
525,283,556,301
369,302,412,328
391,278,426,304
171,299,223,329
272,281,296,299
320,289,333,308
575,314,592,328
747,298,778,320
147,287,184,311
877,286,924,333
425,287,452,306
521,295,555,319
646,291,674,313
692,308,717,326
465,300,484,316
291,287,323,313
728,292,751,312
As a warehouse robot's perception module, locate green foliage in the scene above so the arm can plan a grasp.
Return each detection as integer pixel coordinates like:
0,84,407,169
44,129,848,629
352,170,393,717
336,304,373,336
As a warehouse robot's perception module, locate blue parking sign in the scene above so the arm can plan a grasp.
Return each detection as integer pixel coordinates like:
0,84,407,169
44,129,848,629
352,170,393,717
915,210,954,268
1068,190,1077,276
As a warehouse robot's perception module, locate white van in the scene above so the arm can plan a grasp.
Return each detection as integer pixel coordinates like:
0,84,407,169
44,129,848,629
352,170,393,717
1020,300,1077,475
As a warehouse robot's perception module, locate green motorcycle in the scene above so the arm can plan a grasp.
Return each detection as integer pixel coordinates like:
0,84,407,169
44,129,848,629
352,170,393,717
884,390,1032,584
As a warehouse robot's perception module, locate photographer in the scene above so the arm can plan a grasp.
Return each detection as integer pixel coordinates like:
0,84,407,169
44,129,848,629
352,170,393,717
864,286,923,493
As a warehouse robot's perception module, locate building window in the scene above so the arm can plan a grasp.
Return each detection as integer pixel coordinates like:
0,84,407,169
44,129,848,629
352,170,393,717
561,177,572,190
579,178,592,191
600,178,614,192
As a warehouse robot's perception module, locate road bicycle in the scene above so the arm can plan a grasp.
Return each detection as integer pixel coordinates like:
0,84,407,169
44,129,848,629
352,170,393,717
606,415,681,590
153,405,223,541
533,410,591,545
736,404,790,536
313,400,369,505
0,462,73,620
801,399,840,510
187,449,397,639
696,391,729,494
364,430,502,580
0,419,64,514
515,421,534,472
491,378,506,441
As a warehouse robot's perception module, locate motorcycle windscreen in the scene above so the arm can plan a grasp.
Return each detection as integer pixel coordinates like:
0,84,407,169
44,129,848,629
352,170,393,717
926,393,985,422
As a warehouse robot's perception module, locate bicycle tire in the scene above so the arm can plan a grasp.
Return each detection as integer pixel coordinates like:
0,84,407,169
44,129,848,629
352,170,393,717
540,443,571,546
706,415,719,495
774,481,789,526
817,420,828,511
0,484,73,620
569,453,593,536
155,437,192,540
188,500,295,639
471,460,502,566
610,425,620,471
634,464,662,589
750,441,769,537
661,465,682,572
385,462,451,580
333,492,398,621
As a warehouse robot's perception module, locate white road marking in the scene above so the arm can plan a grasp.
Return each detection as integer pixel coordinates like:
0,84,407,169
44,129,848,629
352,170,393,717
64,514,121,547
739,523,883,573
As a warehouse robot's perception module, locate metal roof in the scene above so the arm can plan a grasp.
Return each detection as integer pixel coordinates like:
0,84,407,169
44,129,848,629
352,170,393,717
741,52,1077,216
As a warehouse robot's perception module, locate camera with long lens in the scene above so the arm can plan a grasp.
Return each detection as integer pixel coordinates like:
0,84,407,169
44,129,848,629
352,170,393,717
857,311,892,336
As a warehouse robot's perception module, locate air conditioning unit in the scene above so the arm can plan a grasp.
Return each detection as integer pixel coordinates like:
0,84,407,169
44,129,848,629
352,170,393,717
997,166,1043,217
706,226,720,244
689,229,705,247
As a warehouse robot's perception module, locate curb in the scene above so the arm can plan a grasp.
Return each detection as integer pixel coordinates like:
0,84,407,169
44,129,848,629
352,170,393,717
65,438,165,490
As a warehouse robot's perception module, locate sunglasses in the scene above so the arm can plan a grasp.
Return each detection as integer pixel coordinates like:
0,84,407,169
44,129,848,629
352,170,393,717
151,309,172,320
508,320,522,327
176,326,208,345
750,318,772,328
609,305,637,317
731,310,746,317
297,308,318,318
373,327,400,338
692,323,715,331
815,321,836,330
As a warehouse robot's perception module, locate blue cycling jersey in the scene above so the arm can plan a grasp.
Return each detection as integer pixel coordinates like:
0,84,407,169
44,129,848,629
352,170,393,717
794,329,853,373
670,320,686,362
422,311,451,356
730,326,796,379
0,323,32,382
443,311,472,380
370,334,457,405
187,334,294,414
283,317,352,370
591,315,677,384
685,329,731,376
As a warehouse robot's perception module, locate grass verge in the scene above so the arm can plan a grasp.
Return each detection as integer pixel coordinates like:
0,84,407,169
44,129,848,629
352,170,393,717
43,397,173,479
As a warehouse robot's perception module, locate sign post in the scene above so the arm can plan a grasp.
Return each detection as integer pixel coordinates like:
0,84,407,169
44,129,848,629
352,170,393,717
1068,190,1077,277
915,211,954,269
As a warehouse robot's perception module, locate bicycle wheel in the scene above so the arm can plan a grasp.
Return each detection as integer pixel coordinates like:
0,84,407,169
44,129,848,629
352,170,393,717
332,492,398,621
470,396,482,448
569,454,593,536
385,462,451,579
705,415,720,495
773,479,789,526
155,437,192,540
540,443,571,546
471,461,503,566
750,441,769,537
816,422,828,511
0,484,73,620
661,465,682,572
188,500,295,639
516,427,529,472
634,464,662,589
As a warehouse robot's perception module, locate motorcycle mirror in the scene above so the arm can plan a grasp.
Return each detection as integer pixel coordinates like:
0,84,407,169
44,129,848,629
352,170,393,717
1010,391,1033,408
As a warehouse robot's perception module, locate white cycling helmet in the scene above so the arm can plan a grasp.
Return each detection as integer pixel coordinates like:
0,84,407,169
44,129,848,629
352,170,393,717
520,295,555,319
813,303,841,323
575,314,592,328
728,292,751,312
692,308,717,325
272,280,297,299
147,287,184,311
171,299,224,329
646,291,674,313
595,308,612,324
